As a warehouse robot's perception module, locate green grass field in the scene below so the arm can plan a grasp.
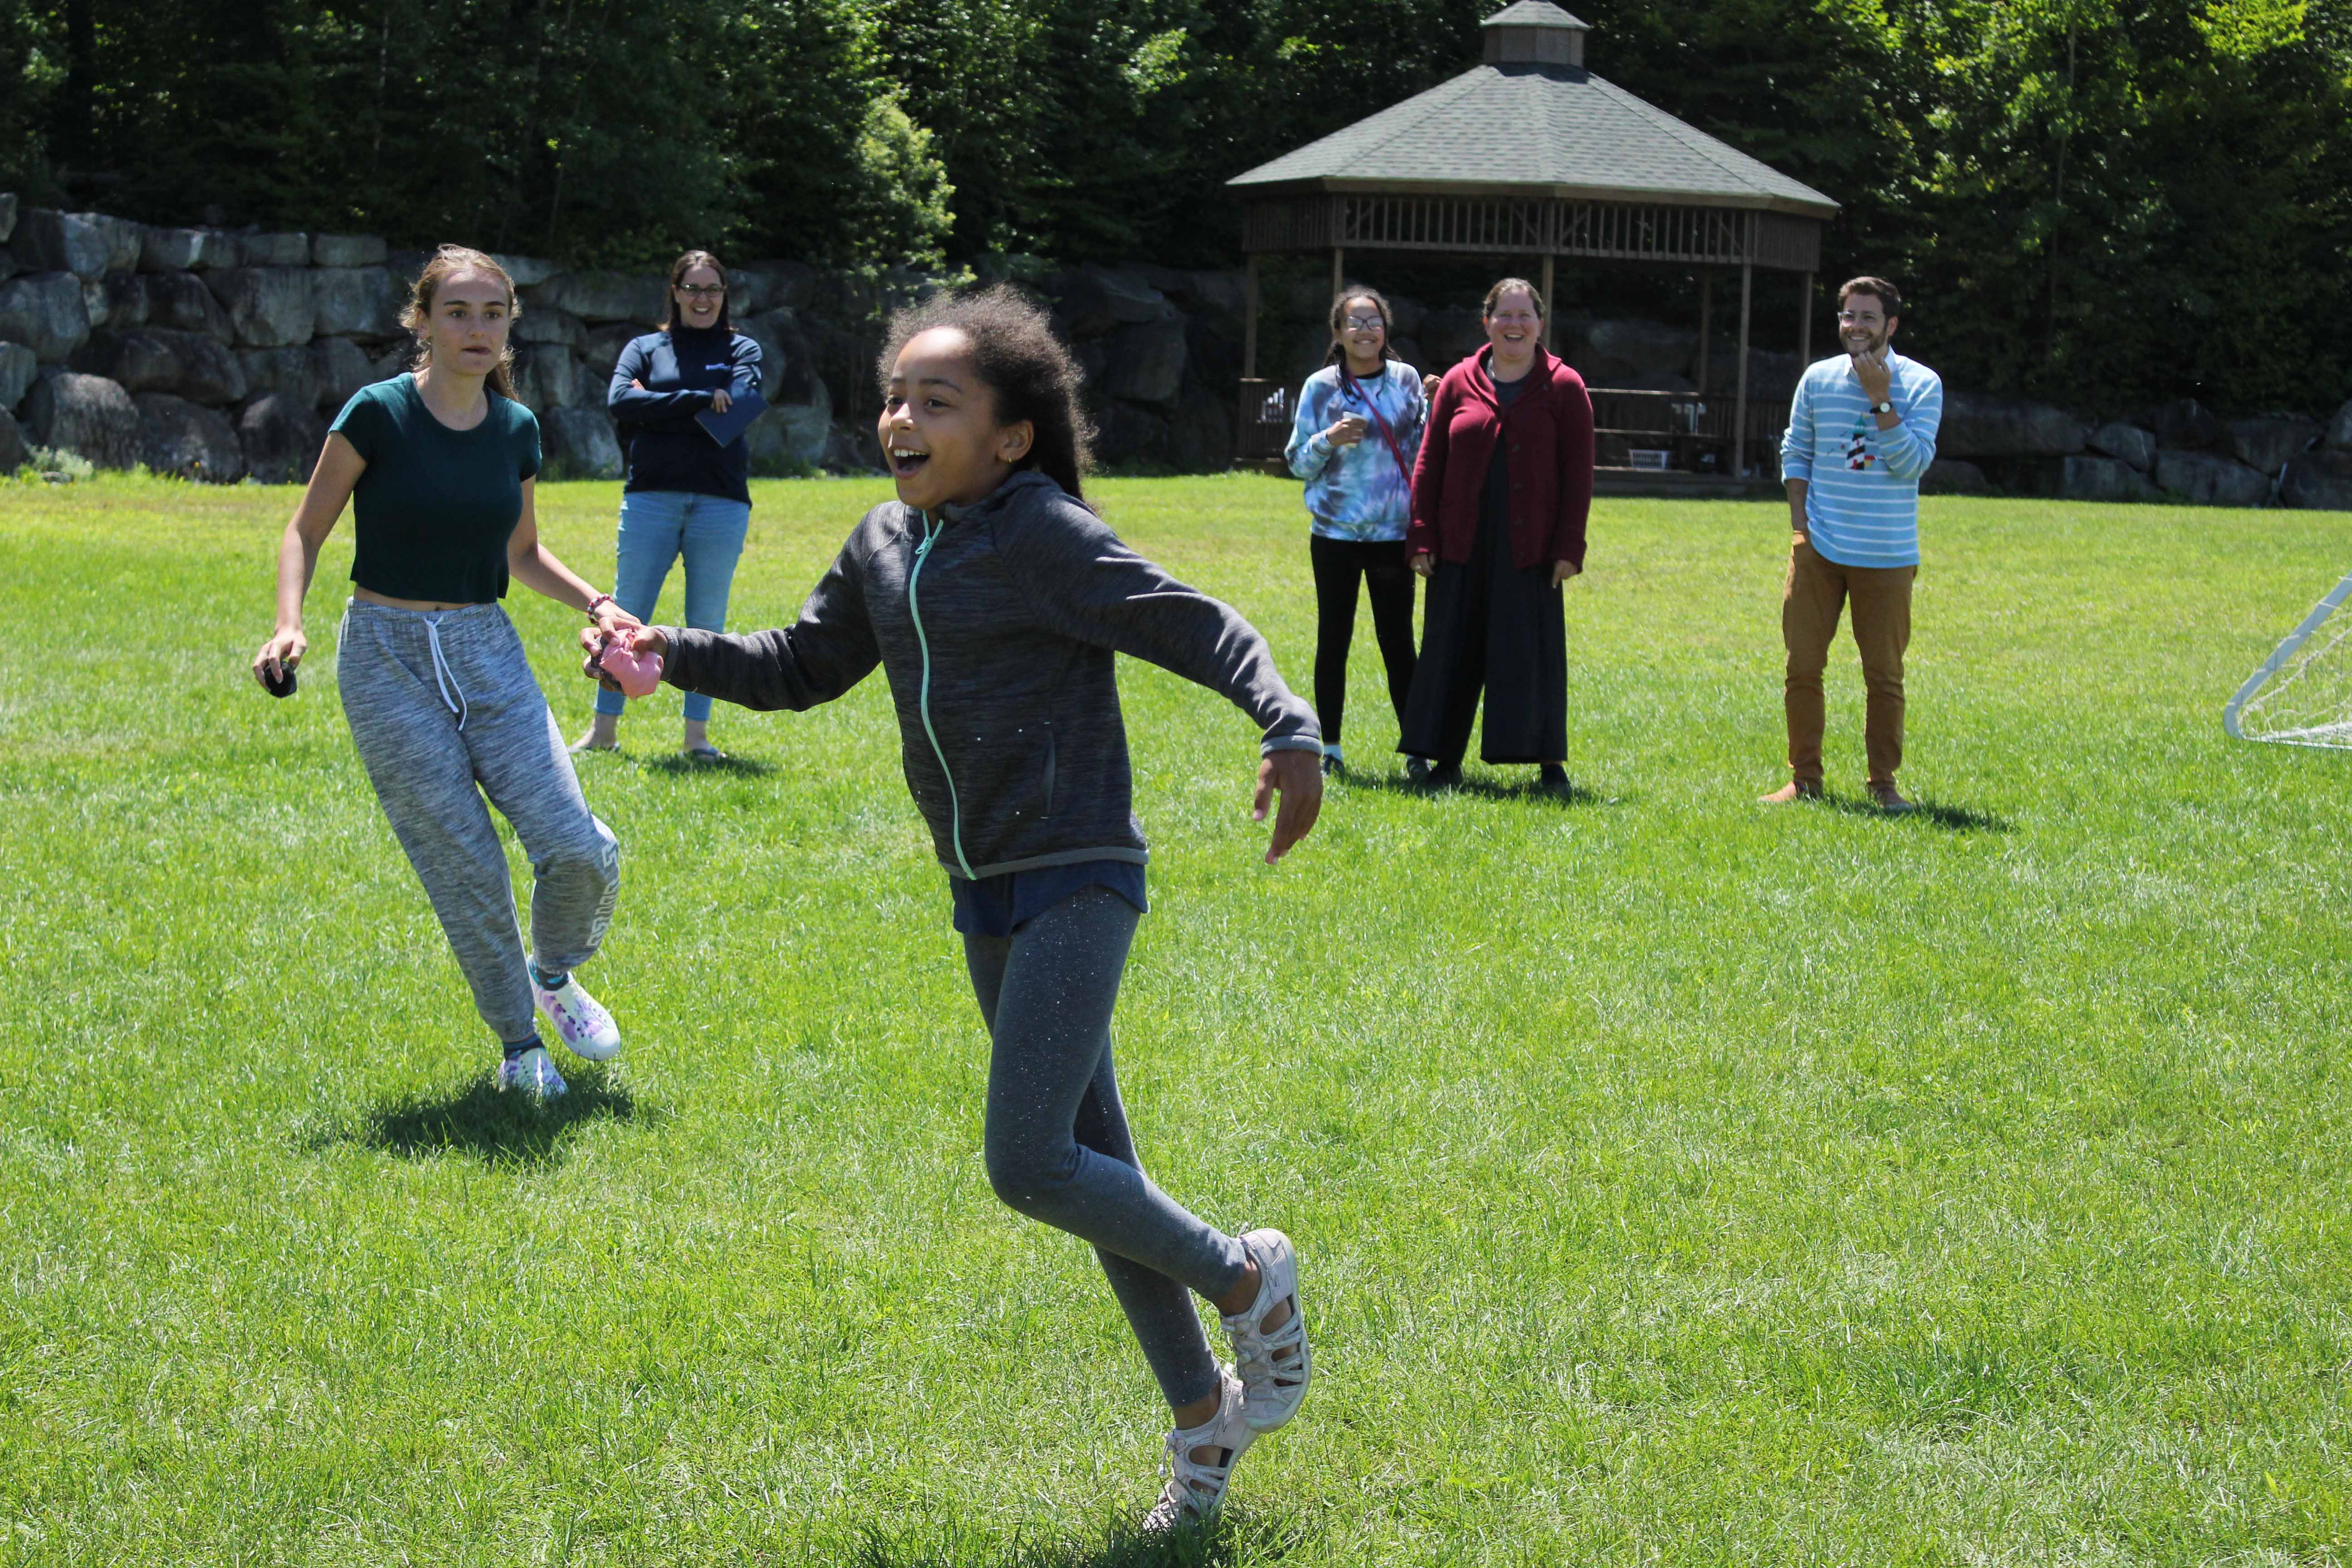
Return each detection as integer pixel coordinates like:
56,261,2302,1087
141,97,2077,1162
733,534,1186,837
2,472,2347,1566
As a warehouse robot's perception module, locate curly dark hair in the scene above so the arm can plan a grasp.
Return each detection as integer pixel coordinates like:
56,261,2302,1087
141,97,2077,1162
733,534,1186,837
878,283,1096,504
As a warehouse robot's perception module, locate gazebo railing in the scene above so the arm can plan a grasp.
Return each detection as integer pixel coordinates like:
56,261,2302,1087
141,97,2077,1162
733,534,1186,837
1243,197,1818,270
1237,380,1788,477
1588,387,1788,475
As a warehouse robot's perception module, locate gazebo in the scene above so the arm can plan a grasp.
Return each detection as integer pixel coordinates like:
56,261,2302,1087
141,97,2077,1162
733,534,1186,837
1227,0,1840,483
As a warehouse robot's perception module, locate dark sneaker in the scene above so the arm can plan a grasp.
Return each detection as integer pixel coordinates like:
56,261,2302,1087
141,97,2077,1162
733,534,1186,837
1870,782,1917,814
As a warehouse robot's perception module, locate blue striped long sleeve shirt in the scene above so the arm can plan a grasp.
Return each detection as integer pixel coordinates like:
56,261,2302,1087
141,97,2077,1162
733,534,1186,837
1779,352,1943,568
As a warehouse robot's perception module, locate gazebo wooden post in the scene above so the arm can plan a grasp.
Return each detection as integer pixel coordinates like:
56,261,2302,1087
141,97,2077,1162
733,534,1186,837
1331,247,1344,299
1244,255,1260,379
1696,273,1713,392
1797,270,1813,368
1732,259,1753,475
1539,253,1556,349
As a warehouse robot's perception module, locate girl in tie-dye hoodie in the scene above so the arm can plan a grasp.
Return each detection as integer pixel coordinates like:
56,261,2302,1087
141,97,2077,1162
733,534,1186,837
1284,286,1429,774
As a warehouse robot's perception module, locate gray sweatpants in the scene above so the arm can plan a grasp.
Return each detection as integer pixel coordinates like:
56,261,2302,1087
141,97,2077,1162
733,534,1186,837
963,885,1250,1410
336,600,618,1044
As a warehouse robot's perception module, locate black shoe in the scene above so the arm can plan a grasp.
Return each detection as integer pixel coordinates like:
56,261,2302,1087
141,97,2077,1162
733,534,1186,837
1405,757,1431,785
1427,762,1463,790
1537,764,1572,797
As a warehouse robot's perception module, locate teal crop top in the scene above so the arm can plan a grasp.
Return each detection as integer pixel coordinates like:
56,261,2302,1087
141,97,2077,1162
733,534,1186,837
329,374,542,603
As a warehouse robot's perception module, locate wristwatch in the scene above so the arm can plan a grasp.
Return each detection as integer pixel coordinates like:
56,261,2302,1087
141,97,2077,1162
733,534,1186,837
1870,400,1895,416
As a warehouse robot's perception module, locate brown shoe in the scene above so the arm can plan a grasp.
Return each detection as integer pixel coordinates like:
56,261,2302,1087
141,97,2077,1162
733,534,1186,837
1869,782,1917,814
1758,780,1823,804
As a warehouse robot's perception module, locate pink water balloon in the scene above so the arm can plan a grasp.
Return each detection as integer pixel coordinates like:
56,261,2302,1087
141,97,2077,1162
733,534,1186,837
598,640,664,698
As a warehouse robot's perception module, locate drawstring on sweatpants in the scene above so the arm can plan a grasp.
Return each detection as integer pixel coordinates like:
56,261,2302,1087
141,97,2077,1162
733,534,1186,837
423,616,470,732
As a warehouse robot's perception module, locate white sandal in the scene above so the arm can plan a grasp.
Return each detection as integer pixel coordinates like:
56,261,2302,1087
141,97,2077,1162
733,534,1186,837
1223,1228,1311,1433
1141,1367,1254,1532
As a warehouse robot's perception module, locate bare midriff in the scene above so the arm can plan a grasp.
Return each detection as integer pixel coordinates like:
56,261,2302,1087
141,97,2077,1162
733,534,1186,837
353,587,487,612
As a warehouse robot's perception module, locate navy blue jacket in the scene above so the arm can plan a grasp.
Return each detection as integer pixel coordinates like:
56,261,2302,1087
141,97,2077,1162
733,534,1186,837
606,325,764,504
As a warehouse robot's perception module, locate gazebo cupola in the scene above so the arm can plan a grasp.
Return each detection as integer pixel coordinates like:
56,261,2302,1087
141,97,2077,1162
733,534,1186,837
1482,0,1588,68
1227,1,1840,480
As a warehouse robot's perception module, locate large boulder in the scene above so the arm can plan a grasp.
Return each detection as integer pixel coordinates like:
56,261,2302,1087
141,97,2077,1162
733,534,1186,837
135,392,244,481
1921,457,1989,494
311,233,387,268
535,270,664,325
576,322,639,381
2059,454,2153,502
0,272,92,362
1581,318,1696,382
0,410,24,470
140,270,234,339
10,210,114,279
1418,309,1489,371
206,267,315,348
90,273,149,331
2086,421,2156,470
2326,397,2352,450
311,266,403,340
1103,318,1189,405
2151,398,2222,452
2281,448,2352,511
25,371,140,467
67,213,142,274
489,253,559,289
309,336,377,413
738,310,833,470
0,340,36,412
540,406,622,479
514,305,582,348
0,193,15,243
1052,267,1171,337
511,343,574,412
2154,448,2271,507
139,227,237,273
238,394,329,484
71,329,248,405
730,261,816,315
238,232,310,267
2227,415,2321,477
239,347,321,413
1939,392,2088,458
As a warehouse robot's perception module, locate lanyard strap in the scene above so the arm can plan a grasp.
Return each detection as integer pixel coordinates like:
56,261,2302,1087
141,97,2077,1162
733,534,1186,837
1340,367,1415,487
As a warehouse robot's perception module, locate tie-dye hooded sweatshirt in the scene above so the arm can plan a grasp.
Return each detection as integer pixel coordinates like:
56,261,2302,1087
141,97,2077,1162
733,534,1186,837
1285,360,1429,542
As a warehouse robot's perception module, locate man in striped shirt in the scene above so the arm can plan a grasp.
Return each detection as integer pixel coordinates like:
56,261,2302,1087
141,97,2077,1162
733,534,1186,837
1762,276,1944,814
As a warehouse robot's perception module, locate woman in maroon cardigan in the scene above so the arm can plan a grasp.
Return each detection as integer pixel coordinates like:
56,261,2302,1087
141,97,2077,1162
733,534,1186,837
1399,278,1595,792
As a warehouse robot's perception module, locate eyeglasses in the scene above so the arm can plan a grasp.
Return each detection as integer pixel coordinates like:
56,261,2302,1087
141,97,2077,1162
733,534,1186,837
1342,315,1384,330
676,285,726,298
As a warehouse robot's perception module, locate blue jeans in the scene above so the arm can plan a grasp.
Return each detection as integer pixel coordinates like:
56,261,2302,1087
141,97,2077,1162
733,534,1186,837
594,490,752,721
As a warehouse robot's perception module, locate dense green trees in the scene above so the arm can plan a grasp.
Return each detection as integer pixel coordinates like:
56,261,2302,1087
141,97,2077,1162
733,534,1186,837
4,0,2349,412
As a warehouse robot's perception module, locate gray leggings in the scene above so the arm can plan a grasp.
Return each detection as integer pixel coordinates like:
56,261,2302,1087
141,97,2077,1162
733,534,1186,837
336,600,619,1044
964,886,1250,1410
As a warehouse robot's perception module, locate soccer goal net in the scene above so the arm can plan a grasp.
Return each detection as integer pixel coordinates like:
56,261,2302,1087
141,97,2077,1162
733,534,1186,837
2225,570,2352,747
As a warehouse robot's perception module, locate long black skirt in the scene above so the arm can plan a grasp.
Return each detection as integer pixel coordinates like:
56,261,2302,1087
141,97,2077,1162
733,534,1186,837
1396,506,1568,766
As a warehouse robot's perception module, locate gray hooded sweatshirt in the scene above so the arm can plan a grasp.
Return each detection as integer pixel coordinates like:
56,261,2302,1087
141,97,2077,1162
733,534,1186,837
657,470,1320,878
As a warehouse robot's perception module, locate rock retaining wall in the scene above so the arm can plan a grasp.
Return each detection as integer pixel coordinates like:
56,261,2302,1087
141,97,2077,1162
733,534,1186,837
6,196,2352,508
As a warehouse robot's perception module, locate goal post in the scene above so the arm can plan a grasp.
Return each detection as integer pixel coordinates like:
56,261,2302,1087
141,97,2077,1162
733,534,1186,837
2225,569,2352,747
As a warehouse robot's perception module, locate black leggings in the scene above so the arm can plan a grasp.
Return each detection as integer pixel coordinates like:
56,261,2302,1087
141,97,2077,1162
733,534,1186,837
1309,534,1417,747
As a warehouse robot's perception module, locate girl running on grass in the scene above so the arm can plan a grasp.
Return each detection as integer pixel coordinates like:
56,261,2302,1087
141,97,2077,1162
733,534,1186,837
583,283,1320,1530
252,245,641,1102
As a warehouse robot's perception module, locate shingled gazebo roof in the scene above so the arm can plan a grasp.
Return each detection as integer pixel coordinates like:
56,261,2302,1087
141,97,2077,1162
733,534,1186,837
1230,16,1836,218
1228,0,1836,266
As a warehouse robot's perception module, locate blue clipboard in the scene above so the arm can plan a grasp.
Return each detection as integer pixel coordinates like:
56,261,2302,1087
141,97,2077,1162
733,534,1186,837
695,385,768,447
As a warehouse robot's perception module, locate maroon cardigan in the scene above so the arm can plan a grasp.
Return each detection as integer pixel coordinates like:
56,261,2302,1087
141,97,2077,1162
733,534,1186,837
1406,346,1594,572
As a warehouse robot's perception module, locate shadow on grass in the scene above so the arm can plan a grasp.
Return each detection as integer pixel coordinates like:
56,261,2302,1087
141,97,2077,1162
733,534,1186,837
1820,789,2009,833
849,1506,1318,1568
1338,767,1617,809
643,750,777,779
303,1064,653,1168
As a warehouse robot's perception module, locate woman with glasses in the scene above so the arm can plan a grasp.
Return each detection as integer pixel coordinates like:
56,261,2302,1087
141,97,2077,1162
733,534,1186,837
1399,277,1593,794
573,249,765,761
1284,285,1429,776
